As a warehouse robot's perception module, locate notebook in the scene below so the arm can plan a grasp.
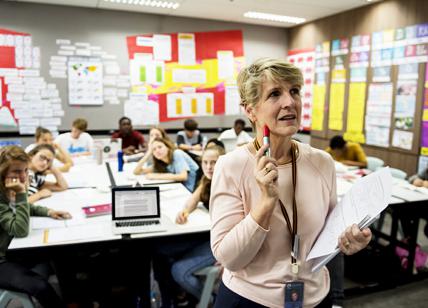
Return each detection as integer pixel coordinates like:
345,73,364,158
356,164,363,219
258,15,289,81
82,203,112,217
111,186,168,235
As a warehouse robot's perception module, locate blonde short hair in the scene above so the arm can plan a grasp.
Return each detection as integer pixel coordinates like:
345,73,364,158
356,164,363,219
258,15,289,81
237,58,303,109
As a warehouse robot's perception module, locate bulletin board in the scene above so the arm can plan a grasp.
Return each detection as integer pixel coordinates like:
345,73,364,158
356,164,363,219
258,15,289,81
126,30,245,125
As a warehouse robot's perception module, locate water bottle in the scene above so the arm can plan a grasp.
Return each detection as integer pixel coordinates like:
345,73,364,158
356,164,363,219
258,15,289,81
117,150,124,172
95,146,103,165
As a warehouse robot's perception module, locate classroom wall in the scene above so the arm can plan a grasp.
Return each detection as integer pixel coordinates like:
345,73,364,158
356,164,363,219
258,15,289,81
287,0,428,175
0,1,288,132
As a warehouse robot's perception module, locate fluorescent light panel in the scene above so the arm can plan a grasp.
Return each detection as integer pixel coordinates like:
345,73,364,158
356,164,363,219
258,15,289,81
104,0,180,9
244,11,305,24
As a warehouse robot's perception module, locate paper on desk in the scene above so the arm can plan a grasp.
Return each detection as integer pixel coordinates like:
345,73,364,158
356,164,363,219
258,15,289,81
307,167,392,262
47,222,112,244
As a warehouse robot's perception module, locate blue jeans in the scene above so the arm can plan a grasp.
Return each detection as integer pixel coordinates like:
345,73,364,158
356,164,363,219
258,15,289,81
171,241,215,299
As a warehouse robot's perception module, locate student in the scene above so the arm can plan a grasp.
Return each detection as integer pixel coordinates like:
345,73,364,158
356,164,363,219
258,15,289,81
176,119,204,151
409,167,428,188
205,138,225,151
218,118,253,146
325,135,367,168
133,137,199,192
172,146,225,301
55,118,94,155
25,126,73,172
0,146,71,308
149,126,168,140
27,144,68,204
111,116,147,155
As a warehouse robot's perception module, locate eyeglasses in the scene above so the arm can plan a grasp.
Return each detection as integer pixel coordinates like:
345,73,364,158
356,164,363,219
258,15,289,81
37,154,52,164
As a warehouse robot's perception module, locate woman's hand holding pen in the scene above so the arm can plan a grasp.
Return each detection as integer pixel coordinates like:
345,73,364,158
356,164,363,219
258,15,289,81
48,209,72,220
255,143,278,201
338,224,372,255
176,209,189,224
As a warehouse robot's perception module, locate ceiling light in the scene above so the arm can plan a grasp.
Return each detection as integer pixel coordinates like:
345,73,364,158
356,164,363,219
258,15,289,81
104,0,179,9
244,11,305,24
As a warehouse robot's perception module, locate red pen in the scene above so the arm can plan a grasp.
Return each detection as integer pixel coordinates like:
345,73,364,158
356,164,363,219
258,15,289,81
263,125,270,157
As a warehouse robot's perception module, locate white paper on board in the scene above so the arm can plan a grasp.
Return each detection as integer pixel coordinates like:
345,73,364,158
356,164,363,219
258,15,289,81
153,34,172,61
217,51,234,80
178,33,196,65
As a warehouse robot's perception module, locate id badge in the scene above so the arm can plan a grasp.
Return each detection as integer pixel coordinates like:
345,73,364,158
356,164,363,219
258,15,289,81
284,281,304,308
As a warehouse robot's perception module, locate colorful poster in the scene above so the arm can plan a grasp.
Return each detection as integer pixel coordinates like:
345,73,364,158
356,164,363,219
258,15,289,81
394,80,417,130
68,58,103,105
127,30,244,121
315,41,330,73
421,62,428,155
0,28,63,134
288,48,315,131
365,83,393,147
344,83,366,143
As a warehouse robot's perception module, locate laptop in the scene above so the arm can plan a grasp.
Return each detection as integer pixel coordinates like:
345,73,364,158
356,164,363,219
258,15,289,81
221,137,238,153
111,186,168,235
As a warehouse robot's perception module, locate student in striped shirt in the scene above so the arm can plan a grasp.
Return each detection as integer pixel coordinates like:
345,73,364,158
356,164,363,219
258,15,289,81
27,144,68,204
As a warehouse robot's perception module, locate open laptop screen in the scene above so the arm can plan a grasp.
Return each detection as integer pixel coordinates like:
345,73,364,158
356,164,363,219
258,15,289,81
112,187,160,220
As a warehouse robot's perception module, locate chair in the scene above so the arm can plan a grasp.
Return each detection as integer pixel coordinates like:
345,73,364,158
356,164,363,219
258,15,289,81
367,156,384,171
194,265,221,308
0,289,35,308
389,168,407,180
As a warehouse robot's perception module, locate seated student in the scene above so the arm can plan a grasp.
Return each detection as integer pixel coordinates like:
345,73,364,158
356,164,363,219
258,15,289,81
218,118,253,146
149,126,170,142
0,146,71,308
409,167,428,188
27,144,68,204
111,116,147,155
325,135,368,168
55,118,94,156
133,137,199,192
176,119,204,151
172,146,225,302
25,127,73,172
205,138,225,151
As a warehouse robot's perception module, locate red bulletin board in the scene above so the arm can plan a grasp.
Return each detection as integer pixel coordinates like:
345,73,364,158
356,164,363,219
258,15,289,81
126,30,244,122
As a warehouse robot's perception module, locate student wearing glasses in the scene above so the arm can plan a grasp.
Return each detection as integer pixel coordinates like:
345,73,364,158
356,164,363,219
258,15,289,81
27,144,68,204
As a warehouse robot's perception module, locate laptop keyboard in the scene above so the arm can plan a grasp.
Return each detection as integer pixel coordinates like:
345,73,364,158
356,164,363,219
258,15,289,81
116,220,160,227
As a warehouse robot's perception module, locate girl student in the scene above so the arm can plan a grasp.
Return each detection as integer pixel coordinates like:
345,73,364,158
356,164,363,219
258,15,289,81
26,127,73,172
133,137,199,192
0,146,71,308
172,145,225,301
27,144,68,204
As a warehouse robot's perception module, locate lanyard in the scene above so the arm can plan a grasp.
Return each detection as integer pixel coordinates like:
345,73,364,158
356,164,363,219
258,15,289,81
254,139,299,268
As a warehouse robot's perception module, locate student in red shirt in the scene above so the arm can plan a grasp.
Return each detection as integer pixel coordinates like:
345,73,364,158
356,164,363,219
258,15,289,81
112,117,147,155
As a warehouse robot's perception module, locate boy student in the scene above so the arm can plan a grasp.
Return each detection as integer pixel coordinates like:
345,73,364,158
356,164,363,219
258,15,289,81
55,118,94,155
176,119,204,151
325,135,368,168
218,118,253,146
111,116,147,155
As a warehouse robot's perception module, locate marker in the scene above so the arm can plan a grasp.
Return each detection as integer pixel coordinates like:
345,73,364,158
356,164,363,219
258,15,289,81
263,125,270,157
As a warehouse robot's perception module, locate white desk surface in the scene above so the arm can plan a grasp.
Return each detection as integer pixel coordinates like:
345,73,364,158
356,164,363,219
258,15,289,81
9,163,203,250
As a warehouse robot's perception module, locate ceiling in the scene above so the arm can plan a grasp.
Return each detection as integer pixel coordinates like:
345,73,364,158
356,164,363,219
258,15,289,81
10,0,377,28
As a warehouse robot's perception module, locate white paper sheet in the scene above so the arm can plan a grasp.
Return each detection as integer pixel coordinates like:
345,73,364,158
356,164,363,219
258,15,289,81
307,168,392,262
178,33,196,65
217,51,234,80
153,34,172,61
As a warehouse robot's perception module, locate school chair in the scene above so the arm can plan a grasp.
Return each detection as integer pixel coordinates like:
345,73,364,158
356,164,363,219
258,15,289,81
0,289,35,308
388,168,407,180
367,156,384,172
194,265,221,308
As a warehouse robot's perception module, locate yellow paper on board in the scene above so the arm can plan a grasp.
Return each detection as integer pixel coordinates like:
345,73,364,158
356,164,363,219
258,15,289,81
328,83,345,131
345,82,366,143
311,84,326,131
